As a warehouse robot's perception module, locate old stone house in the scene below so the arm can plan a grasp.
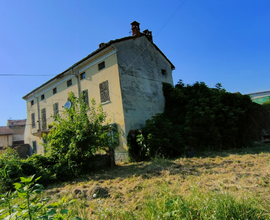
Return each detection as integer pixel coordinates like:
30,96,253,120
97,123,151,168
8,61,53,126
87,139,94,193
22,21,175,161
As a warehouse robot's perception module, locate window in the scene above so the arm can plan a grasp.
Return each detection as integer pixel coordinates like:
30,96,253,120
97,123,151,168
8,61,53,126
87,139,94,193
161,69,167,75
31,100,34,106
41,94,45,100
82,90,89,106
31,113,35,128
53,103,59,117
98,61,105,70
99,80,110,103
80,72,86,80
67,79,72,87
32,141,37,154
53,87,57,94
108,123,119,146
41,108,47,130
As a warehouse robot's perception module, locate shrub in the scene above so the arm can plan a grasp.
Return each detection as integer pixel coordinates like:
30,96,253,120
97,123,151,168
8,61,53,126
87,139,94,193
129,80,270,159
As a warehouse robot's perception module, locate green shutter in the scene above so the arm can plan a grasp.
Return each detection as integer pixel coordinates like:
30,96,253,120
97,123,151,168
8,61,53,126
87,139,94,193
41,108,47,130
110,123,119,146
82,90,89,106
53,103,58,116
31,113,35,128
99,80,110,103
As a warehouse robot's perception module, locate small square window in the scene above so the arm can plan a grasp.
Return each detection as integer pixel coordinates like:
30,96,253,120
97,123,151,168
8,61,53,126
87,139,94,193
41,94,45,100
31,100,34,106
80,72,86,80
67,79,72,87
53,87,57,94
98,61,105,70
161,69,167,75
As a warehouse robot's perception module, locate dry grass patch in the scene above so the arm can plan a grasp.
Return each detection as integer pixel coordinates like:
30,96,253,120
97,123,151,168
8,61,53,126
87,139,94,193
39,145,270,219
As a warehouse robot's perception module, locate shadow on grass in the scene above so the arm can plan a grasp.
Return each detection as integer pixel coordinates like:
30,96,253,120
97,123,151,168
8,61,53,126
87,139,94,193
198,142,270,158
56,143,270,187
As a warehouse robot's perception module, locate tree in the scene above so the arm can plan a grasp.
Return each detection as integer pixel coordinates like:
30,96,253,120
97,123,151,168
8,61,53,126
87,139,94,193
43,92,117,177
129,80,270,161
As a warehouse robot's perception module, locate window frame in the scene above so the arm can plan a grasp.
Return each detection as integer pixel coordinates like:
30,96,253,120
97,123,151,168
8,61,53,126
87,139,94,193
53,87,57,94
108,123,119,146
98,61,105,71
161,69,167,75
31,113,35,128
41,108,47,130
67,79,72,87
32,141,37,154
82,90,89,106
80,72,86,80
31,100,34,106
99,80,110,104
53,103,59,117
41,94,45,100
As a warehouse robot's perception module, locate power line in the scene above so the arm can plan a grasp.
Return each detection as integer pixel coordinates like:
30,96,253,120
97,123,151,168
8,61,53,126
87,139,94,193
0,1,186,78
0,74,56,76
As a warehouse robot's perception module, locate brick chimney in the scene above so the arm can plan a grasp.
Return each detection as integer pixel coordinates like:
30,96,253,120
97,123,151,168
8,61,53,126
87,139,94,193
131,21,140,36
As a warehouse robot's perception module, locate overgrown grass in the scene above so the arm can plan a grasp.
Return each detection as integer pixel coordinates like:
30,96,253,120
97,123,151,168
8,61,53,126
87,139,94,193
1,144,270,219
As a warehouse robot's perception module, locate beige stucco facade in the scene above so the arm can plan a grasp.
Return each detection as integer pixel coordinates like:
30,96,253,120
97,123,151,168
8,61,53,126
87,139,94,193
0,134,13,147
23,22,174,161
24,47,126,157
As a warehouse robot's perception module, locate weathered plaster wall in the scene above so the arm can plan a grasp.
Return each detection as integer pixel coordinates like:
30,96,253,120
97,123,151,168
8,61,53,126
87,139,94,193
114,36,174,140
11,126,25,142
24,47,126,157
0,134,13,147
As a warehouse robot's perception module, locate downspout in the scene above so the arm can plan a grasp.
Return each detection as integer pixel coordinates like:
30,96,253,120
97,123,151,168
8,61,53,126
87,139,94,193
72,68,81,96
35,93,41,131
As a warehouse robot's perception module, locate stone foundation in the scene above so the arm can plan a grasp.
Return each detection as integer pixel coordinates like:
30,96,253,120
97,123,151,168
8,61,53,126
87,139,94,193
115,152,129,162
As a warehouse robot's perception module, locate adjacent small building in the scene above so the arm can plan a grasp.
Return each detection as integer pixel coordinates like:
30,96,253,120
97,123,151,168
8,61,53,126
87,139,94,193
248,90,270,104
7,119,26,145
22,21,175,161
0,126,14,149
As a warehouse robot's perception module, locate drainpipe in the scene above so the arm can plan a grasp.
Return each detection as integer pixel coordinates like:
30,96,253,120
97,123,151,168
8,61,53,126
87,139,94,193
72,68,81,96
35,94,41,131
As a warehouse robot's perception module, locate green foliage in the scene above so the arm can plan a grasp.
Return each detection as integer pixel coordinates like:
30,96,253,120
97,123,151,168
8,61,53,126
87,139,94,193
127,130,149,162
129,80,270,160
139,189,268,219
0,92,117,192
0,175,82,220
43,92,116,180
0,148,23,193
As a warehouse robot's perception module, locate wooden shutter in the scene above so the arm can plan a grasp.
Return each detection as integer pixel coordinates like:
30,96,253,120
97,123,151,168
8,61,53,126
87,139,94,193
82,90,89,105
99,81,110,103
41,108,47,130
53,103,59,116
32,141,37,154
110,123,119,146
31,113,35,128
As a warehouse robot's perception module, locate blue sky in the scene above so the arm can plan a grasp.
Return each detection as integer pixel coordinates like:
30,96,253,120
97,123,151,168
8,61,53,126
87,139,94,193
0,0,270,125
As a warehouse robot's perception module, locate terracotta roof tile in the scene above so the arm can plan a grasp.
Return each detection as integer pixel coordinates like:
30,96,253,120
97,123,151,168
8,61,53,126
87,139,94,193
0,126,14,135
7,119,26,126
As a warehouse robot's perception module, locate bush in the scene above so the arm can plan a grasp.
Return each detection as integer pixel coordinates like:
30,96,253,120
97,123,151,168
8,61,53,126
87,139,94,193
129,80,270,160
0,148,24,193
0,93,117,192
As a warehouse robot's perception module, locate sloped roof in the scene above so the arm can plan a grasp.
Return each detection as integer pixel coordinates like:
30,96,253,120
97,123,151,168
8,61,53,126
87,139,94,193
0,126,14,135
22,34,175,100
7,119,26,126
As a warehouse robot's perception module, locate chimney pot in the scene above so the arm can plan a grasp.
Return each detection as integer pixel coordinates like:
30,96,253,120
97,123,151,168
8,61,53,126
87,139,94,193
131,21,140,36
99,43,105,48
